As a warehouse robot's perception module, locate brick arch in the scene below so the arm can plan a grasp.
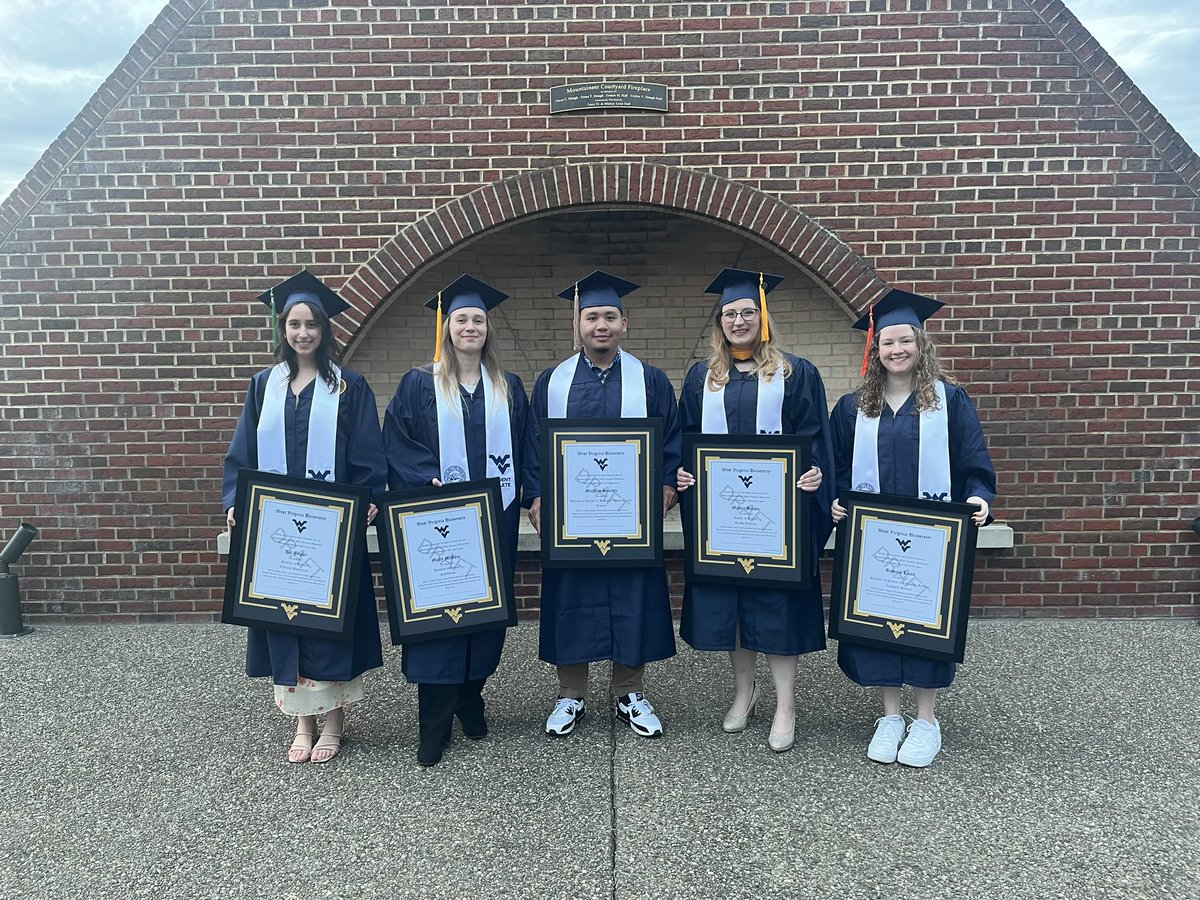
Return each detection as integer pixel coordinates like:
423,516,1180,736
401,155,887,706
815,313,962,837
333,163,886,344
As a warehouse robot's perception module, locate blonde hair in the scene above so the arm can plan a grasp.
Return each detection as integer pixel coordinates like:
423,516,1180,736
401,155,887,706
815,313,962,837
856,327,957,418
705,304,792,390
433,311,511,413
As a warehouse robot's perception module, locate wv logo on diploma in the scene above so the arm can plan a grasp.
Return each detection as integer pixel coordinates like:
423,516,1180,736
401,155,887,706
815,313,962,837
592,458,609,471
292,519,308,533
738,475,753,488
435,525,451,538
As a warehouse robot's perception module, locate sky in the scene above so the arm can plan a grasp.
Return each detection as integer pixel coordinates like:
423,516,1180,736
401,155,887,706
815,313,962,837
0,0,1198,203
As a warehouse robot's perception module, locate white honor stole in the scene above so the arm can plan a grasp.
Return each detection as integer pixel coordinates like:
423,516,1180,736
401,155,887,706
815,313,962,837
852,380,951,500
547,351,647,418
434,363,516,508
256,362,340,481
700,366,785,434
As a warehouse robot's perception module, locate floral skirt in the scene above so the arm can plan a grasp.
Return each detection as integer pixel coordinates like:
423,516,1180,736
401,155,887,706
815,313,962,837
273,674,364,717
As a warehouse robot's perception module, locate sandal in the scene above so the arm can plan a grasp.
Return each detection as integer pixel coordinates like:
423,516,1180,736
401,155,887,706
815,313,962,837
311,730,342,764
287,727,315,764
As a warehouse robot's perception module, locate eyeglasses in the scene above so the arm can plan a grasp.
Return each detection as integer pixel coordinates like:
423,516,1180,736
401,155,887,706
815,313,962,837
720,308,759,323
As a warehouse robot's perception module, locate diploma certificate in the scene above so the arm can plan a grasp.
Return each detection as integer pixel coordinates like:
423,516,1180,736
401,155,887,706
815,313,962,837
681,434,811,590
399,504,491,611
376,480,517,644
829,491,978,664
250,499,342,608
706,459,786,557
222,470,369,641
853,518,949,627
541,419,663,568
562,441,640,538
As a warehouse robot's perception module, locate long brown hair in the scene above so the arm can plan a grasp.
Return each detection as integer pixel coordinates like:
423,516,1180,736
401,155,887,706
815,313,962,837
274,301,342,389
705,302,792,390
856,327,956,418
433,312,511,413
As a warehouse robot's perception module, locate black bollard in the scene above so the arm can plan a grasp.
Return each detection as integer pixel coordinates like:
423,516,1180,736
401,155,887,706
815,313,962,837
0,523,39,638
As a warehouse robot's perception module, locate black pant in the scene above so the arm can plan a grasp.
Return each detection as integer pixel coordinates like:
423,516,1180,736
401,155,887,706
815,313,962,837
417,679,485,747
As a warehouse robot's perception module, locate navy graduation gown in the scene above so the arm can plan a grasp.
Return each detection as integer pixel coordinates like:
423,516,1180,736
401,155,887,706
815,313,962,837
829,383,996,688
383,366,529,684
524,353,681,667
677,355,836,656
222,367,386,686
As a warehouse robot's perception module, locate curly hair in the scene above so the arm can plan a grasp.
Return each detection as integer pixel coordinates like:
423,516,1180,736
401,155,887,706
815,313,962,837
856,327,956,418
704,303,792,391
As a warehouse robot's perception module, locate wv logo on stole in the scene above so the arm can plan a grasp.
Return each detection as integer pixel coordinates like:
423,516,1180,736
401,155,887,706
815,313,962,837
308,469,331,481
489,453,511,474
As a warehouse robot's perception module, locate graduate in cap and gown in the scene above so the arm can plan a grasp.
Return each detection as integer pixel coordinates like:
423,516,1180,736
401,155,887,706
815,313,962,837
383,275,528,767
674,268,835,753
829,289,996,767
223,270,387,764
524,271,682,739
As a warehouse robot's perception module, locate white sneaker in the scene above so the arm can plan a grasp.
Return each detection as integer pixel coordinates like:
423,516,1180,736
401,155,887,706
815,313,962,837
897,718,942,768
545,697,585,736
866,714,906,764
616,692,663,738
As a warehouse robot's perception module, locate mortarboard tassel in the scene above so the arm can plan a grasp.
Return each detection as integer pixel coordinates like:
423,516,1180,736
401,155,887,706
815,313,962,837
269,287,279,352
433,290,443,363
758,272,770,344
859,304,875,377
572,283,581,352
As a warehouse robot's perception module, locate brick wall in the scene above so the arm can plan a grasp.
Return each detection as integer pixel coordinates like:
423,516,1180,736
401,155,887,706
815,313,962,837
1,0,1198,623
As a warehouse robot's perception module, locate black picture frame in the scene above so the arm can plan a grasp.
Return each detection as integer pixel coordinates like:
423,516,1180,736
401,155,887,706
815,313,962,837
828,491,979,664
375,479,517,645
680,433,812,590
540,417,664,568
222,469,370,641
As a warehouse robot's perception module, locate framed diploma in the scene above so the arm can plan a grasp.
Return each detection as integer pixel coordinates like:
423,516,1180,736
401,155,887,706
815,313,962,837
375,479,517,644
541,418,663,568
222,469,370,640
829,491,979,663
680,434,812,590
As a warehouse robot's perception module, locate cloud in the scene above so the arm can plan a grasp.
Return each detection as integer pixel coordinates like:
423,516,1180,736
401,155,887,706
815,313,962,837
0,0,165,200
1064,0,1200,150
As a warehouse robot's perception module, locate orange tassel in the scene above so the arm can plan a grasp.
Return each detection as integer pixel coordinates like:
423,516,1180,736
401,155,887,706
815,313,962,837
433,291,443,363
859,305,875,377
758,272,770,344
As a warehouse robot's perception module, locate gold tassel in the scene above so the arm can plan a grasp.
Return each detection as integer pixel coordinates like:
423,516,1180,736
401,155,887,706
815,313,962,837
759,272,770,343
433,291,443,363
572,283,581,352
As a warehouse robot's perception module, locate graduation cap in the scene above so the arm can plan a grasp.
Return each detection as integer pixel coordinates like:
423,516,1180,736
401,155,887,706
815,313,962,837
556,270,639,311
854,288,945,376
424,274,509,363
557,270,640,350
257,269,351,320
704,267,784,344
